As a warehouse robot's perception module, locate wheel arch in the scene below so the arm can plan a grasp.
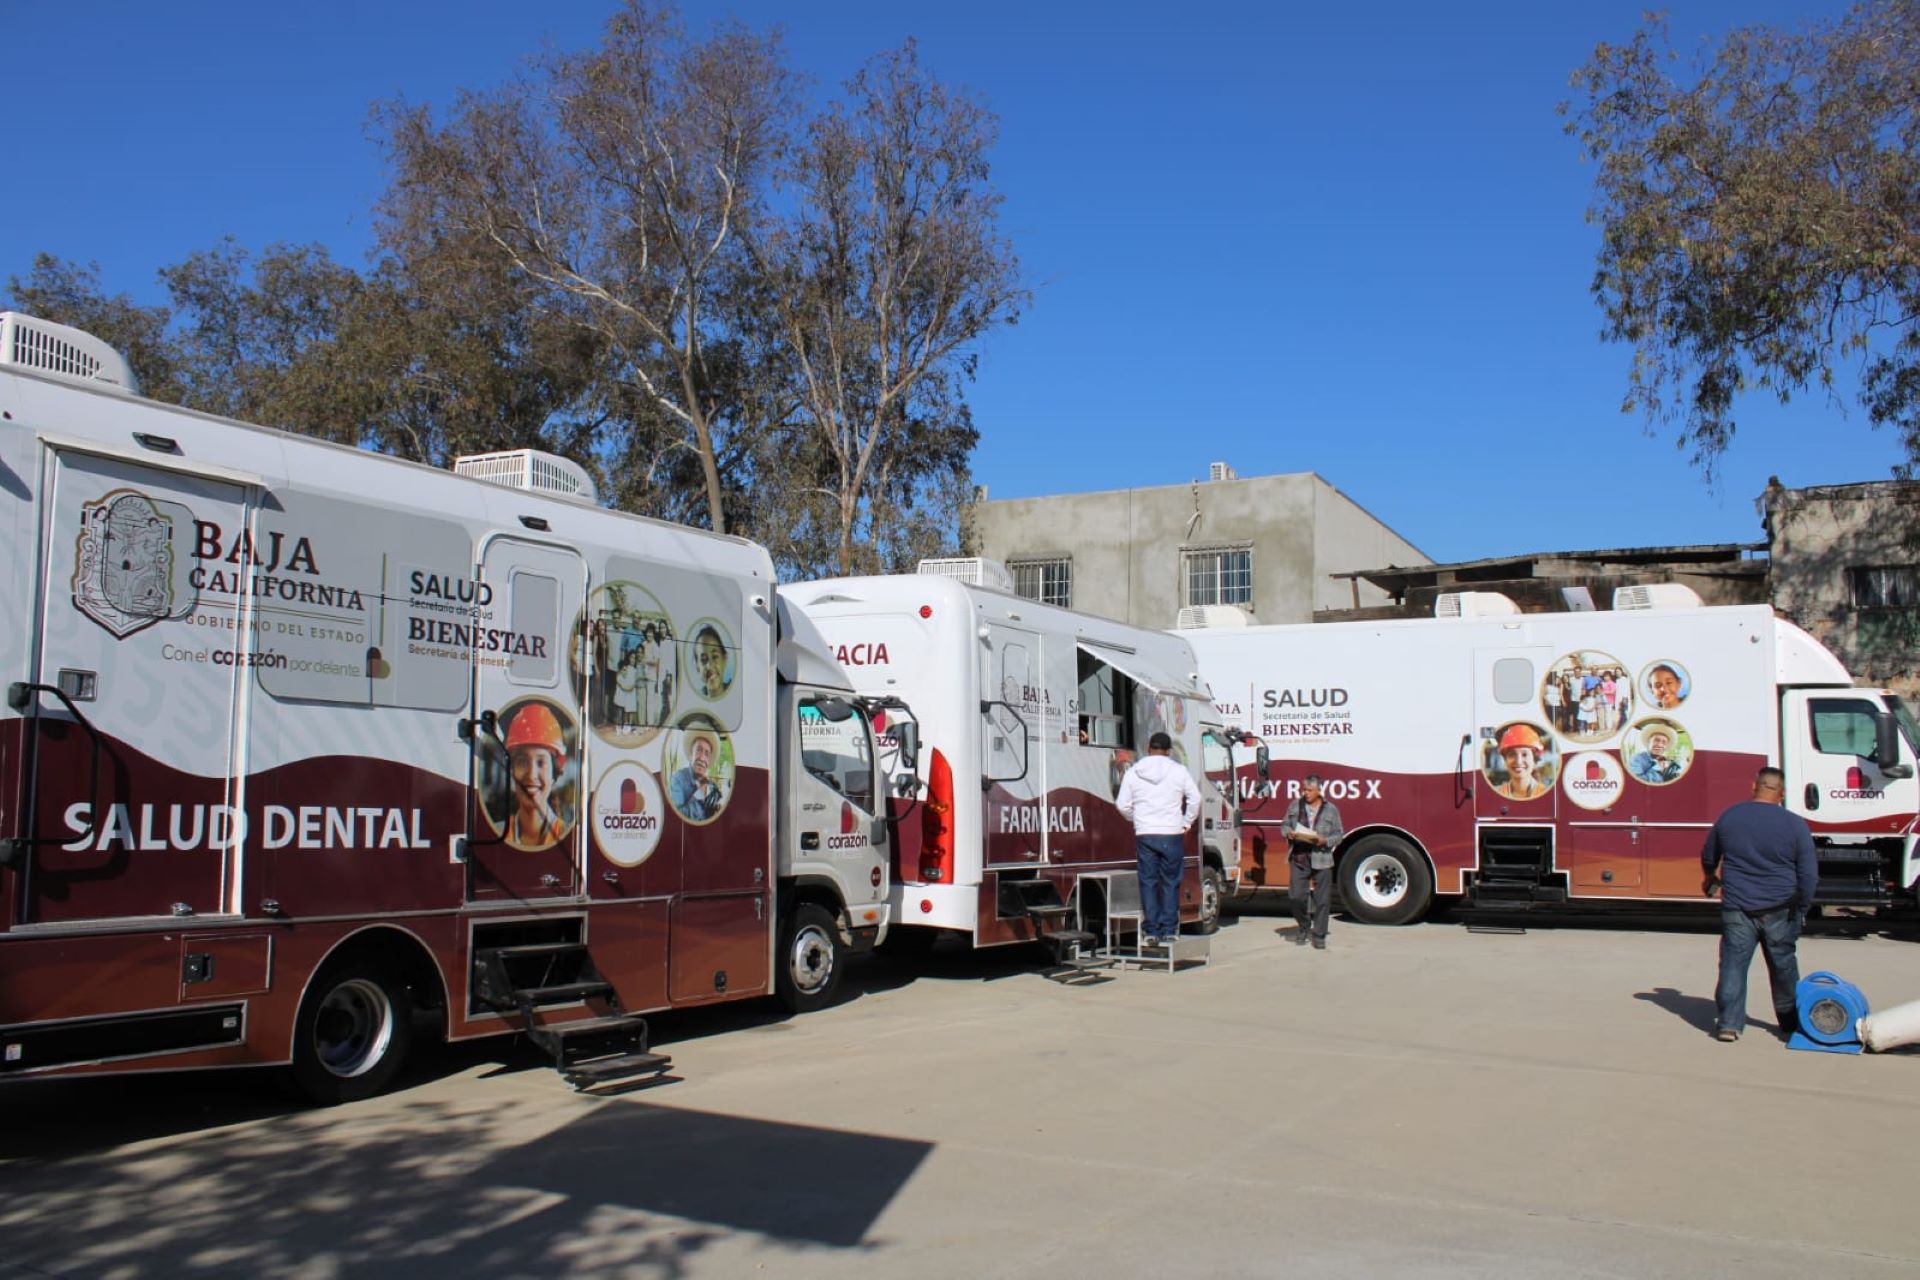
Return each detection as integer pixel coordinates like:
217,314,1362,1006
782,875,852,920
1333,822,1436,883
286,924,449,1061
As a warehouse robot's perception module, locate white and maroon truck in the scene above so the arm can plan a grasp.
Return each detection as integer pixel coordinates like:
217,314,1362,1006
0,312,910,1102
1182,590,1918,923
782,565,1222,951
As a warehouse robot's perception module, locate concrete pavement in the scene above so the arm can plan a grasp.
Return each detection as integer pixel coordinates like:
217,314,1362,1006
2,908,1916,1278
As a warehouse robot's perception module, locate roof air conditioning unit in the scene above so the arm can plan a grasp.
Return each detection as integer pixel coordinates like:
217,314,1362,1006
1208,461,1237,482
1176,604,1252,629
1435,591,1521,619
453,449,599,505
0,312,140,395
1613,582,1703,611
917,557,1016,592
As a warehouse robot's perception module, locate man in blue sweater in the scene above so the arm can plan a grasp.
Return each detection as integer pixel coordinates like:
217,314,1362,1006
1700,767,1819,1042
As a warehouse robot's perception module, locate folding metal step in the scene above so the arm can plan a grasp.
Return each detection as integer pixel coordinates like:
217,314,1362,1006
512,980,615,1007
471,941,674,1089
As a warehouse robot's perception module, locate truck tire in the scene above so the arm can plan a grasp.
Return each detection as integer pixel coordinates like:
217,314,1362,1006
1190,864,1225,935
1339,834,1433,926
776,903,845,1014
290,958,412,1105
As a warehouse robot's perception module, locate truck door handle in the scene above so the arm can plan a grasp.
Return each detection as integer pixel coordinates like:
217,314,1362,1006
1804,783,1819,811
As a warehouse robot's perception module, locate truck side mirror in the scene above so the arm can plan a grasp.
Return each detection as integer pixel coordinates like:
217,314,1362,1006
1876,712,1915,779
1255,742,1271,779
895,721,919,769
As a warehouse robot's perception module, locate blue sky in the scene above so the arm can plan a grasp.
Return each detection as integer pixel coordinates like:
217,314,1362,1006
5,0,1903,564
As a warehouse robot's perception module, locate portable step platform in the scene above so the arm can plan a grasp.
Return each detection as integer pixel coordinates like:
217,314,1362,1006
1000,877,1110,982
473,942,671,1090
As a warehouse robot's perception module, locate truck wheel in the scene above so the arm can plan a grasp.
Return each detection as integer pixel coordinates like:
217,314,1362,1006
776,903,845,1014
1339,835,1433,926
290,959,412,1105
1190,865,1224,935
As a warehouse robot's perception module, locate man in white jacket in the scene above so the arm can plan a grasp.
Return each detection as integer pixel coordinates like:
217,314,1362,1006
1115,731,1201,946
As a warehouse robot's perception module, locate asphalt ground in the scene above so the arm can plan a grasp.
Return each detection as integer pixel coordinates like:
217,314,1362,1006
2,903,1917,1279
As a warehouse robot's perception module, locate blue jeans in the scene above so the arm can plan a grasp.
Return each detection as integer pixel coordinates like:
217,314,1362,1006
1135,835,1184,940
1715,905,1802,1035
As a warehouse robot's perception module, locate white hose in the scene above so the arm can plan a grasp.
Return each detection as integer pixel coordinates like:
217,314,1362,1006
1860,997,1920,1053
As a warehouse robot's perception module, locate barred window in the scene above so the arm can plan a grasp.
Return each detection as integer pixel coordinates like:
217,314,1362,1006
1011,557,1072,608
1183,546,1253,608
1851,565,1920,611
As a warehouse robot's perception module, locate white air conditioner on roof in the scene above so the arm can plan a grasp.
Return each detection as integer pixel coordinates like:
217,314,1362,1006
1176,604,1251,629
917,557,1016,592
0,312,140,395
1435,591,1521,619
453,449,599,505
1613,582,1703,611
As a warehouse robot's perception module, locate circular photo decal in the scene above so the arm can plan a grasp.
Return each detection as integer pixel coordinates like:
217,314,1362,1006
1624,718,1691,786
1167,695,1187,735
1640,660,1691,712
1562,751,1625,811
572,582,678,747
479,697,580,851
1108,747,1136,800
663,712,735,825
591,761,665,868
684,617,736,702
1481,721,1558,801
1542,650,1631,744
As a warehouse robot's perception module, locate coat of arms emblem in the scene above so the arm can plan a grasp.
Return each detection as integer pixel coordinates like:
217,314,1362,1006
73,489,178,638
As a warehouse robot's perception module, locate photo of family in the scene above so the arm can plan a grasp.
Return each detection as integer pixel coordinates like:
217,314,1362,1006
1639,660,1691,711
571,582,678,746
477,697,580,851
1624,717,1692,785
1541,650,1633,744
1480,720,1559,801
663,712,735,824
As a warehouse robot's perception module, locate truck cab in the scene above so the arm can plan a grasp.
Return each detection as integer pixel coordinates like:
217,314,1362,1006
1779,688,1919,907
1197,722,1260,928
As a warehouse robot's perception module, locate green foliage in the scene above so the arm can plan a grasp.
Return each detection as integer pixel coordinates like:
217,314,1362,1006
1564,1,1920,477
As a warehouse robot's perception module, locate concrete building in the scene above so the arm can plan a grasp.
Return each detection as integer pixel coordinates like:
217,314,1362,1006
1764,477,1920,698
967,464,1427,629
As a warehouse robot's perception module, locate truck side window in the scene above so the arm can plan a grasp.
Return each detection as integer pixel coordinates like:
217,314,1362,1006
799,696,875,814
1076,649,1136,748
506,570,560,687
1200,732,1232,783
1492,658,1534,705
1809,698,1880,756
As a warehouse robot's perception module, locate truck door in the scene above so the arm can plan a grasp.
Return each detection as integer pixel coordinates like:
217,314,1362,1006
983,624,1043,869
17,448,252,925
1782,690,1915,832
791,690,887,913
466,536,586,902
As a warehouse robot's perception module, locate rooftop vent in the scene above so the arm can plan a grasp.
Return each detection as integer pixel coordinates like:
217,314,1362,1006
917,557,1016,592
453,449,598,506
1613,582,1703,611
1176,604,1252,629
0,312,140,395
1208,461,1237,482
1435,590,1521,619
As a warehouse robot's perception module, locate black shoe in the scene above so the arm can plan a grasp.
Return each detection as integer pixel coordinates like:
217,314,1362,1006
1311,937,1326,950
1294,930,1309,946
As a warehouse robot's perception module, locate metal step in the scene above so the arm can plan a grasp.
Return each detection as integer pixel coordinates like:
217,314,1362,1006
1042,928,1097,947
526,1013,650,1070
562,1050,673,1090
513,980,614,1006
485,942,589,961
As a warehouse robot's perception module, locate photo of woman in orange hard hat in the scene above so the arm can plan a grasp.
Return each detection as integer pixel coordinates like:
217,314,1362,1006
1482,721,1558,801
487,699,579,850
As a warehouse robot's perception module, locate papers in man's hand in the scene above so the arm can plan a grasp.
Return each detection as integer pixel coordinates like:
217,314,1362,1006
1289,824,1317,841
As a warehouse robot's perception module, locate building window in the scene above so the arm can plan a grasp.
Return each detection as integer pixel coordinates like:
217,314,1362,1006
1183,546,1253,608
1011,557,1072,608
1851,565,1920,611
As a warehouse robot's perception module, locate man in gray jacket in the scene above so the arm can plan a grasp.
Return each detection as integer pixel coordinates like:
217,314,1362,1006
1286,774,1345,950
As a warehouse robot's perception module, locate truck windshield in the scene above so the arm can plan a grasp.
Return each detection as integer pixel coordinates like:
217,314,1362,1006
1889,696,1920,753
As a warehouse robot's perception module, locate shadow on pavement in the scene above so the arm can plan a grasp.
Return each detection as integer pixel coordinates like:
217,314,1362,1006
0,1094,932,1275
